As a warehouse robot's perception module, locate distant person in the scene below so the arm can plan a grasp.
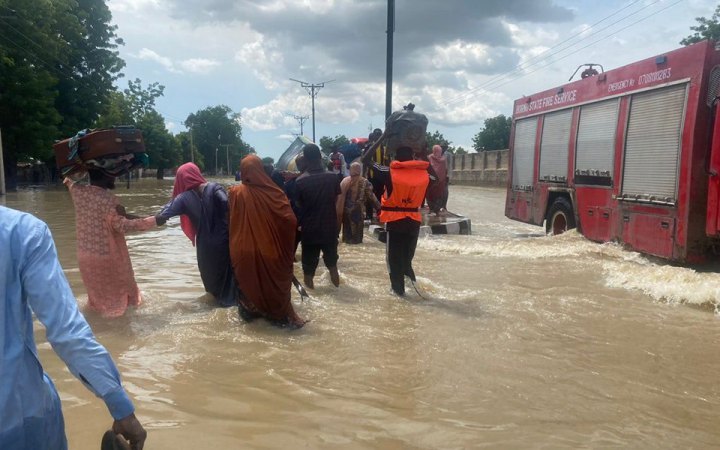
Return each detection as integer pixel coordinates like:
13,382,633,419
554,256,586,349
284,154,308,251
64,170,156,317
330,147,348,177
0,206,147,449
337,162,380,244
365,128,386,219
235,169,241,181
155,163,238,307
228,155,305,328
374,147,430,296
263,163,285,189
296,143,342,288
426,144,449,215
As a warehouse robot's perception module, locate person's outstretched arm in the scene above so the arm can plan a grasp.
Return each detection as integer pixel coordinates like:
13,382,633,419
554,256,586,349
19,217,147,449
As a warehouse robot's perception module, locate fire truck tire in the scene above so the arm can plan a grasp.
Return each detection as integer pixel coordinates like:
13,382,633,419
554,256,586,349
545,197,576,235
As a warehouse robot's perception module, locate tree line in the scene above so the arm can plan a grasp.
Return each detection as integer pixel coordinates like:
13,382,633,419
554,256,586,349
0,0,252,188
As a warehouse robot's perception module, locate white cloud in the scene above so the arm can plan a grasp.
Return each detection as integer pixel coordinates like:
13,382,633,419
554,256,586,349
235,37,285,89
132,48,220,75
179,58,220,74
135,47,179,73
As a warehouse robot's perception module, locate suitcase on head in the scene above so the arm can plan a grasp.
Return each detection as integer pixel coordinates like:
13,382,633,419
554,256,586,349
54,126,146,177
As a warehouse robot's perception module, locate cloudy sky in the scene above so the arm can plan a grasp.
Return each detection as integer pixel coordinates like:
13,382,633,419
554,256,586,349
108,0,717,160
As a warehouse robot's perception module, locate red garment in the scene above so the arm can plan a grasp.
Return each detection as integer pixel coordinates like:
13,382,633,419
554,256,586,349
173,163,207,244
228,155,304,327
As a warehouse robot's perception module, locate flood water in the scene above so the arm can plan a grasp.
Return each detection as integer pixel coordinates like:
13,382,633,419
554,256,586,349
4,181,720,449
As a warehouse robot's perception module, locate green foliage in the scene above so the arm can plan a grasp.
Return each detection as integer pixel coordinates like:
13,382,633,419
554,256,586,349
136,110,179,173
426,130,452,151
0,0,124,170
319,135,349,155
53,0,125,137
454,146,468,155
175,131,204,169
184,105,250,174
681,5,720,45
472,115,511,151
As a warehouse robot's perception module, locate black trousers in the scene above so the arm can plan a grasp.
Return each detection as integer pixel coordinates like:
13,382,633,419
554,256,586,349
301,240,339,275
386,224,419,296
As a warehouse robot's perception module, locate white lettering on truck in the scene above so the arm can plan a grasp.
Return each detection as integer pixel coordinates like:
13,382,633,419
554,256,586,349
514,90,577,115
638,68,672,85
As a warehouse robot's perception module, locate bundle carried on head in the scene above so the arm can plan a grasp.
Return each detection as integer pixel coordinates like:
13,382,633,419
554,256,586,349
384,103,428,158
53,126,149,178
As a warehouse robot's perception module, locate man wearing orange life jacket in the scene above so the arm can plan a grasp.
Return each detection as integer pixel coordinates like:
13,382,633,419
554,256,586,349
373,146,430,296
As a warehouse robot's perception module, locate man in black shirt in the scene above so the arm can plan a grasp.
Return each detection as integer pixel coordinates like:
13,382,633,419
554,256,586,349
296,144,342,288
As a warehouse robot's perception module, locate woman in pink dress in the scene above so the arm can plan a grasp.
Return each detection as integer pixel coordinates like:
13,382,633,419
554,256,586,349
64,170,156,317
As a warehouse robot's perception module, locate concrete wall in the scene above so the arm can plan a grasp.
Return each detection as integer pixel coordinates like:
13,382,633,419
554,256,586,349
449,149,508,187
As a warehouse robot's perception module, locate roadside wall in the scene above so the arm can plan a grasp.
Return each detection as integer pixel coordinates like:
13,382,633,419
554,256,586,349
449,149,508,187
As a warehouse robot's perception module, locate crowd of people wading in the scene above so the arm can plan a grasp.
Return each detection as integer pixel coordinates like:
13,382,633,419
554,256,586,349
1,104,453,448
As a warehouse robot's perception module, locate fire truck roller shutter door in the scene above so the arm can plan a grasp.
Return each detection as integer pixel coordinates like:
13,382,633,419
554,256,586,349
575,99,619,184
512,118,538,191
621,83,687,203
539,109,573,183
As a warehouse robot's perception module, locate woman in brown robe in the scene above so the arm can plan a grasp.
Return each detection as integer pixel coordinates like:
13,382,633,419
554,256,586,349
228,155,305,328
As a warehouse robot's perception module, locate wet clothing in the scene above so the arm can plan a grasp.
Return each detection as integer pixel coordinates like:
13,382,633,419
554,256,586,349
377,160,430,296
296,164,342,274
296,165,341,243
337,164,380,244
64,178,156,317
301,241,339,276
157,181,237,307
228,155,303,327
0,207,134,449
427,146,449,213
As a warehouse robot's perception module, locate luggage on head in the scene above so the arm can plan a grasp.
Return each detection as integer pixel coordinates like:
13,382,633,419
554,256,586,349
53,126,148,178
384,103,428,159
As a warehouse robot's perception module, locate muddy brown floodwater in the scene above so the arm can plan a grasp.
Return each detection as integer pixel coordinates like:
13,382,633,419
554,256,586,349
4,181,720,449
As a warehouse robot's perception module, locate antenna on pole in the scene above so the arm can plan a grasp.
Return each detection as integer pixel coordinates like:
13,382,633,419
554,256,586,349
289,78,334,142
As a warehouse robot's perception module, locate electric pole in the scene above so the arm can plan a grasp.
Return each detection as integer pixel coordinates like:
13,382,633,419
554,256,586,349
288,114,309,137
386,0,395,120
289,78,334,142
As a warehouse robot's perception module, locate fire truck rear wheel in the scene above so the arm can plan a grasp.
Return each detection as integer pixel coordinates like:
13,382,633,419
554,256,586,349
545,197,576,236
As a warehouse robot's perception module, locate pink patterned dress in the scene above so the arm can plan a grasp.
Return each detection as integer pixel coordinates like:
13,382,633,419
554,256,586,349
64,178,156,317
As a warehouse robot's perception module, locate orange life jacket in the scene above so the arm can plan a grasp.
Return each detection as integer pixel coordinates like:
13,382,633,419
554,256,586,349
379,160,430,223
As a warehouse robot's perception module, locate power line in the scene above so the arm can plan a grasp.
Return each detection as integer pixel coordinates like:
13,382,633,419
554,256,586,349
485,0,684,94
289,78,334,142
438,0,663,108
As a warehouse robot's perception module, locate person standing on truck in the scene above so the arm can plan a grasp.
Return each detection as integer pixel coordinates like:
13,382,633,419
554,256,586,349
0,205,147,449
373,147,430,296
64,170,157,317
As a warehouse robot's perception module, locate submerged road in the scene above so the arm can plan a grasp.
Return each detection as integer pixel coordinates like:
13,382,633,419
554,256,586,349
4,181,720,448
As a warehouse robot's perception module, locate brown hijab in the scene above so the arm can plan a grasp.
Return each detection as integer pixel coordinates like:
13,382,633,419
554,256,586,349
228,155,302,326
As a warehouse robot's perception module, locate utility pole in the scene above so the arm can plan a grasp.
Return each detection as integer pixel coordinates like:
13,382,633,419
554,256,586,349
386,0,395,120
289,78,334,142
215,148,219,175
222,144,231,174
189,129,195,163
289,114,309,137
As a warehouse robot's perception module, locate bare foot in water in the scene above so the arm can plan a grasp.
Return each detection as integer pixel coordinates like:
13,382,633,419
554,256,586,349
328,266,340,287
303,273,314,289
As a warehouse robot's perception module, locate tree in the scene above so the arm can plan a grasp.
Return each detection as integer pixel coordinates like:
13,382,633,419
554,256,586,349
454,146,468,155
53,0,125,137
184,105,250,175
426,130,451,150
319,135,349,155
175,131,204,169
681,5,720,45
472,115,511,151
136,110,180,179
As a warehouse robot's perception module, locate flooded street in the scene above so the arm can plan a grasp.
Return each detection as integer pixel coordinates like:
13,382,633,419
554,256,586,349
4,181,720,449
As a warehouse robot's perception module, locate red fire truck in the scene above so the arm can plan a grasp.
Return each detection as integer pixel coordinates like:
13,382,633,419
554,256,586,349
505,40,720,263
